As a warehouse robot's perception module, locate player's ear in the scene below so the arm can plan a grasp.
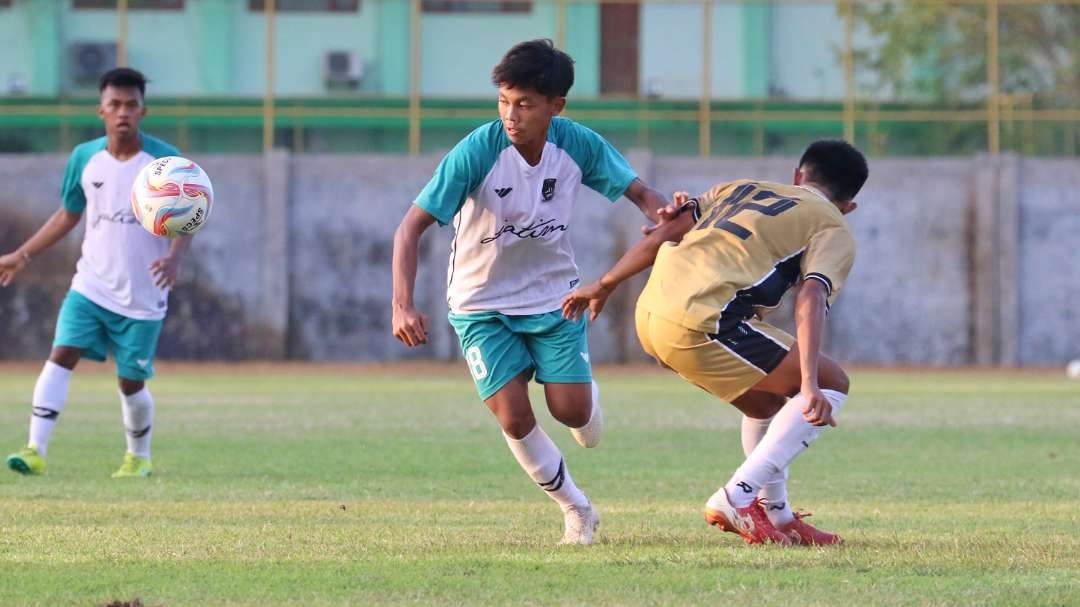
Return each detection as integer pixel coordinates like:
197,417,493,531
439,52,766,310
551,96,566,116
838,200,858,215
792,167,803,185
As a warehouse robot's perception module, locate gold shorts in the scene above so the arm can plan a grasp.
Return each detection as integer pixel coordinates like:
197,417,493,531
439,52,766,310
635,307,794,403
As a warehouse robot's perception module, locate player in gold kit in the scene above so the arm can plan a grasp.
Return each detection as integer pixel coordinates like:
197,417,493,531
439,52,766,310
562,139,868,546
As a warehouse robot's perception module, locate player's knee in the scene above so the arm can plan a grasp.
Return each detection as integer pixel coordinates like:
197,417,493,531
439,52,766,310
48,347,80,370
500,413,537,440
118,378,145,396
821,366,850,394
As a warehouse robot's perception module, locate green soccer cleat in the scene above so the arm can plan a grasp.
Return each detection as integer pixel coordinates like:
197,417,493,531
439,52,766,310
6,445,46,476
112,452,153,478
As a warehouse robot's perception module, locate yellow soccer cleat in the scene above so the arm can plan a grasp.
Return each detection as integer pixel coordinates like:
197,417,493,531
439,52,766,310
111,452,153,478
6,445,46,476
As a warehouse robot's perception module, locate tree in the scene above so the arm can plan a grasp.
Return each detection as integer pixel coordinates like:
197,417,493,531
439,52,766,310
853,1,1080,106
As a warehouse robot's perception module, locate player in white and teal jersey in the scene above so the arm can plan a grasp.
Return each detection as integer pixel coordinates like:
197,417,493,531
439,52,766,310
0,68,192,479
392,39,672,545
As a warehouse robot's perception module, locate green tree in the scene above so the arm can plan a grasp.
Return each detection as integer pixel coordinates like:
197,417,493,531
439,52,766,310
853,1,1080,106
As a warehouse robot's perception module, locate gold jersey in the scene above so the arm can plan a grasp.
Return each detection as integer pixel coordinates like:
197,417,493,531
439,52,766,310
637,179,856,335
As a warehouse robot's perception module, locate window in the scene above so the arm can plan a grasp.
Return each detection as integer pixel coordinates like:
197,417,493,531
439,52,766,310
248,0,359,11
423,1,530,13
74,0,184,8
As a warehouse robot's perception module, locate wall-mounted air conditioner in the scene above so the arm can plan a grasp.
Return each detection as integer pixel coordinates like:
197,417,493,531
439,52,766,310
325,51,363,89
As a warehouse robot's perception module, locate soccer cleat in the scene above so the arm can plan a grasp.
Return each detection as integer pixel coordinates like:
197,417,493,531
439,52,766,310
111,452,153,478
570,400,603,448
777,511,843,546
704,489,792,545
559,502,600,545
6,445,46,476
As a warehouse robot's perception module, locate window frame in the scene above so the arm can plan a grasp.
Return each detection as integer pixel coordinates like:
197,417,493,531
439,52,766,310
422,1,531,14
73,0,185,9
247,0,360,12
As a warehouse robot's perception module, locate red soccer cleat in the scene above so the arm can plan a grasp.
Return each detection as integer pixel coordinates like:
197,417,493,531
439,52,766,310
704,490,792,546
776,511,843,546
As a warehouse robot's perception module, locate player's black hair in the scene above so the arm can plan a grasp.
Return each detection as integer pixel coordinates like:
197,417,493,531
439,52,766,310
798,139,868,202
491,39,574,99
99,67,147,98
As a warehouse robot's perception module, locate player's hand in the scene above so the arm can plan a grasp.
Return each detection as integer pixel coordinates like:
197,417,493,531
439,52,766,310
149,255,182,289
0,251,29,287
642,191,692,236
561,281,614,322
800,382,836,427
392,303,430,347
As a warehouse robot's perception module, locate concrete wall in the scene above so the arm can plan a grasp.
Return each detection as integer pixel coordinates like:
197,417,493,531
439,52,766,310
1,151,1076,366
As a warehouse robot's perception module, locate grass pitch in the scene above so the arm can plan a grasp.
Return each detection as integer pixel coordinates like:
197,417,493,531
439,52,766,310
1,362,1077,606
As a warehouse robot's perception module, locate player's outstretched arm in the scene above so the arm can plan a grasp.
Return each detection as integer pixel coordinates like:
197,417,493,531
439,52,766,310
794,279,834,427
0,208,82,287
562,202,696,322
150,235,193,290
392,204,437,347
623,178,669,224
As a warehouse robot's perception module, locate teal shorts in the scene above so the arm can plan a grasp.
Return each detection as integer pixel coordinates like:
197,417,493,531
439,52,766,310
53,290,163,381
448,309,592,401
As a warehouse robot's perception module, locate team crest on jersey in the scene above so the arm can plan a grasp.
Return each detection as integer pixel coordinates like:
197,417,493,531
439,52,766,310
541,178,557,202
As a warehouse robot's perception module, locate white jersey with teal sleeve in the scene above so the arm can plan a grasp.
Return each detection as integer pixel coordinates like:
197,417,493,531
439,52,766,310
415,117,637,315
63,133,180,321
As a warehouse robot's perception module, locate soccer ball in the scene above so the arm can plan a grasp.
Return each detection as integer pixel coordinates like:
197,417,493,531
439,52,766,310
1067,359,1080,380
131,156,213,237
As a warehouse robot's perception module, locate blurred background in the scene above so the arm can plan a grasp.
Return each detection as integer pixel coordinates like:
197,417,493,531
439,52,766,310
2,0,1078,156
1,0,1078,367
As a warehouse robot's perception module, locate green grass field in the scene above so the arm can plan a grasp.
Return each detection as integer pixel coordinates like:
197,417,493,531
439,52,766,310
1,362,1078,606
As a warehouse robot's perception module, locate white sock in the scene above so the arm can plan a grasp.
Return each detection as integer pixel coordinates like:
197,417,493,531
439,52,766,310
741,415,794,525
504,425,589,511
724,390,847,508
28,361,72,456
120,386,154,459
578,380,600,430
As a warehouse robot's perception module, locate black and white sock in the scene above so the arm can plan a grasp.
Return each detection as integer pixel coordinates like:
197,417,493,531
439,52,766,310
120,386,154,459
28,361,72,456
504,425,589,511
741,415,794,525
724,390,847,509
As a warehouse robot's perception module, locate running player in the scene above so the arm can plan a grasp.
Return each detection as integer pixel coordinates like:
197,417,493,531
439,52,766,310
392,39,669,545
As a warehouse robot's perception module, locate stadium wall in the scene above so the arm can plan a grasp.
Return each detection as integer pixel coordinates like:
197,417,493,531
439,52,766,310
1,152,1075,366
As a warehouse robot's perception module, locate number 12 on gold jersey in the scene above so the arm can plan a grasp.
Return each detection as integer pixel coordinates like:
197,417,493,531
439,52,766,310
695,183,799,240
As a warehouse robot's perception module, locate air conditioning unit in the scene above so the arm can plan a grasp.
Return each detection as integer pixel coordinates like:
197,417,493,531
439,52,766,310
325,51,363,89
70,42,117,88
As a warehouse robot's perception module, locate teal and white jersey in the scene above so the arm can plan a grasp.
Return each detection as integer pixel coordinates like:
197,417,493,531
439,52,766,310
62,133,180,321
416,117,637,315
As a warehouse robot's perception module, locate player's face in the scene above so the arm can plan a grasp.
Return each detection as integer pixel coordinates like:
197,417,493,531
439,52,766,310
498,85,565,147
98,85,147,139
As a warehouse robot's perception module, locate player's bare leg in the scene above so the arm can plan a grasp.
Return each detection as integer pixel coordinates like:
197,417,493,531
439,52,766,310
487,372,598,545
544,381,603,448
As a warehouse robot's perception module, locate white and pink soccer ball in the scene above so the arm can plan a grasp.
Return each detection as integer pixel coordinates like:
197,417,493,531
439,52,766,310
131,156,214,238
